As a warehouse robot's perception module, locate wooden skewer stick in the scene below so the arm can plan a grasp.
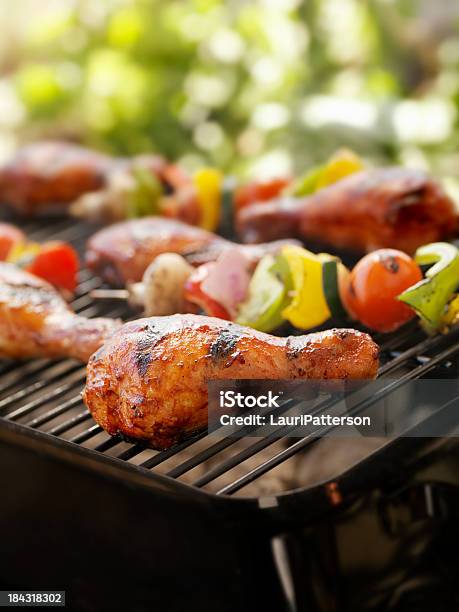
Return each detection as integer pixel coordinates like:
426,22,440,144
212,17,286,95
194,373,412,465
90,253,194,315
90,289,130,300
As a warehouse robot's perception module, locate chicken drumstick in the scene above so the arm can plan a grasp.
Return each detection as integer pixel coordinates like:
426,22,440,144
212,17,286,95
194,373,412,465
236,167,458,255
0,141,170,216
0,263,119,362
83,314,379,449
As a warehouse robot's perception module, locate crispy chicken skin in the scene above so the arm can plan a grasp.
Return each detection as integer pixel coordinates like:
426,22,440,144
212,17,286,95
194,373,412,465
83,314,379,449
236,167,458,254
86,216,299,286
0,263,119,362
0,141,169,216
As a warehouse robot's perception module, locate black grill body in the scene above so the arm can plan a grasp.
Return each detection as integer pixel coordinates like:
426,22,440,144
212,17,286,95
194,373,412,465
0,215,458,611
0,420,286,612
1,419,458,611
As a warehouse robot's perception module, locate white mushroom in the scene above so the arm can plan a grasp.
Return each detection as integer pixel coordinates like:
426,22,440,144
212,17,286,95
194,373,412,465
70,169,136,223
129,253,194,316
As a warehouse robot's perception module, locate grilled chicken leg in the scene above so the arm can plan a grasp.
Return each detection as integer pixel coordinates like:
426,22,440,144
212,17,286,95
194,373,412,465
86,216,299,286
0,141,170,216
236,167,458,254
83,314,379,449
0,142,112,215
0,263,119,361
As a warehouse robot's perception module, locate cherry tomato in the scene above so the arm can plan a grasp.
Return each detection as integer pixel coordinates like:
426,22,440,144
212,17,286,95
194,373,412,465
342,249,422,332
184,264,231,320
0,223,25,260
234,177,291,211
26,241,79,294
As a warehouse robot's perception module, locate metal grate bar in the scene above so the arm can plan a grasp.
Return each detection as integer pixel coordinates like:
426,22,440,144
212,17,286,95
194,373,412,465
48,409,91,436
378,331,456,376
166,437,239,478
194,435,294,488
140,431,208,469
69,424,102,444
165,397,298,478
94,437,124,453
6,379,84,421
26,395,83,428
0,359,55,396
0,363,83,411
27,219,75,241
116,444,148,461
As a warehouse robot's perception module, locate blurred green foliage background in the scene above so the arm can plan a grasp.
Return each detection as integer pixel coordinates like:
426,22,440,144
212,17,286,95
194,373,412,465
0,0,459,180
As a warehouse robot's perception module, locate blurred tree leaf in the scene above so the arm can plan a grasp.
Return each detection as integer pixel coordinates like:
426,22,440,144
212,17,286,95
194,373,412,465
16,63,68,116
0,0,458,181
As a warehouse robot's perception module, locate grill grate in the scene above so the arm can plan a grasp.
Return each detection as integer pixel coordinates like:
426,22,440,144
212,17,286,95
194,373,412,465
1,216,459,497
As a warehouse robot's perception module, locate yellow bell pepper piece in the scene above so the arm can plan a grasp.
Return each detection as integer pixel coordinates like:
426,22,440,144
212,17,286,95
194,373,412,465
315,149,364,191
280,245,332,329
440,294,459,331
7,241,41,266
290,148,364,197
193,168,223,232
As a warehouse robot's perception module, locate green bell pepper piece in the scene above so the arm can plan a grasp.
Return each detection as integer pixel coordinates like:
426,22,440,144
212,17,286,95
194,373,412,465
289,165,322,197
398,242,459,331
236,254,292,333
127,165,163,218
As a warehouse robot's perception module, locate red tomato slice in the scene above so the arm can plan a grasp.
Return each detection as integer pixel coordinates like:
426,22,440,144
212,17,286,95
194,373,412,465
0,223,25,261
26,241,79,294
184,264,231,320
234,177,291,211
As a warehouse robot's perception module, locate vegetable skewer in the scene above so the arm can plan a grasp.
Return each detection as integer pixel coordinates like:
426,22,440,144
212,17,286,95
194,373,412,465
88,244,413,333
90,241,459,337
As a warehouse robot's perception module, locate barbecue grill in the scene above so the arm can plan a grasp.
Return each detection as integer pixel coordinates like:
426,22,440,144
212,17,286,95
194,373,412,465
0,215,458,612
